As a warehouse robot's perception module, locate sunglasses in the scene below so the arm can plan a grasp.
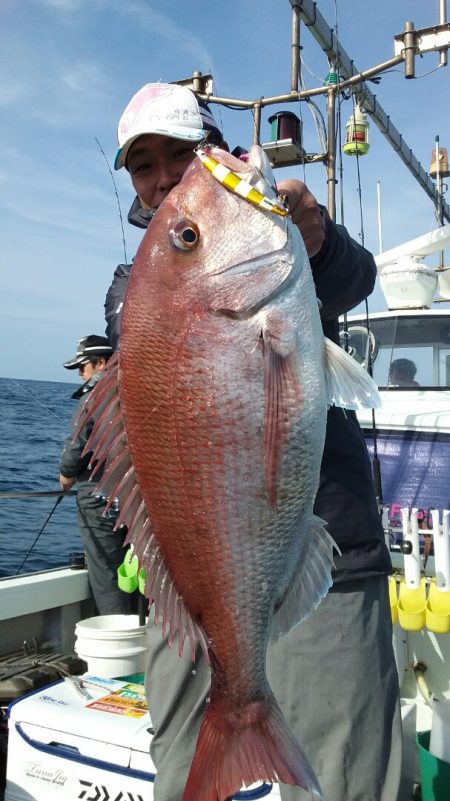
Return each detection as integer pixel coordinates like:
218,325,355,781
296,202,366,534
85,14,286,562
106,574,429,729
79,362,91,374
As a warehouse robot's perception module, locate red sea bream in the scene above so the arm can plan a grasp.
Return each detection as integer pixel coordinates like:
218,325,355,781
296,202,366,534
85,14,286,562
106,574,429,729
79,146,380,801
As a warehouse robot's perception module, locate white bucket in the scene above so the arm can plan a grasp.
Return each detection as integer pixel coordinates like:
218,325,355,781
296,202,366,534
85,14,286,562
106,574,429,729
74,614,149,679
430,699,450,764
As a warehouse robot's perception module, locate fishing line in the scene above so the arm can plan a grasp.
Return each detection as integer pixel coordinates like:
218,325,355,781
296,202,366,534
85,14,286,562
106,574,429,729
207,78,225,137
297,74,307,184
296,26,327,182
15,495,65,575
331,0,384,515
350,102,385,514
336,88,345,227
95,137,128,265
8,377,63,422
350,96,366,248
333,0,350,363
333,0,345,228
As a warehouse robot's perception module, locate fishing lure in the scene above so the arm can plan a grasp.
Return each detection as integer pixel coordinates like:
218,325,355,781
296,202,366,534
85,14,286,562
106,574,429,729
196,148,288,217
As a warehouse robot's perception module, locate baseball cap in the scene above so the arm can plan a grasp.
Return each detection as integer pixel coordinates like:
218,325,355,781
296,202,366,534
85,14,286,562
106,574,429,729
114,82,222,170
63,335,113,370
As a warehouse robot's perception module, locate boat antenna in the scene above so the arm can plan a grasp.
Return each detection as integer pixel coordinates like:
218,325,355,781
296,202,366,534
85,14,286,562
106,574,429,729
95,137,128,265
376,180,384,253
15,495,65,574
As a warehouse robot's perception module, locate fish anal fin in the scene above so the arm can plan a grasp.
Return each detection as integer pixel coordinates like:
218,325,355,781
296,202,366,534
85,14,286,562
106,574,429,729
262,315,302,508
324,336,381,410
183,691,323,801
270,516,338,643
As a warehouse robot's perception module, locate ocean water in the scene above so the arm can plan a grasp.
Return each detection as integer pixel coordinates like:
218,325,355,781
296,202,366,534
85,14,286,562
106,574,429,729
0,376,83,577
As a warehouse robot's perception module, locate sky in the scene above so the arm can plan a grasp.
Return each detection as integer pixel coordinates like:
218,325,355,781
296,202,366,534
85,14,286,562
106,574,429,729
1,0,449,382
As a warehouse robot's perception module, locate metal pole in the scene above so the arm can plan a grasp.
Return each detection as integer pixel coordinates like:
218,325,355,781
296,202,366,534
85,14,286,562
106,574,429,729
377,181,384,254
285,0,450,221
326,88,337,221
291,1,301,92
436,136,443,226
439,0,448,66
404,21,417,78
253,103,262,145
435,135,446,270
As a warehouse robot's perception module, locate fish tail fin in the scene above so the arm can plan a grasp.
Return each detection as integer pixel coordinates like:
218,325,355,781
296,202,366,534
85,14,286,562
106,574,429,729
182,694,323,801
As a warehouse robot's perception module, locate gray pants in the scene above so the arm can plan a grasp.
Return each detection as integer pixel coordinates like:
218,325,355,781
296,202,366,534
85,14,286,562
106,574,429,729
77,487,132,615
145,576,401,801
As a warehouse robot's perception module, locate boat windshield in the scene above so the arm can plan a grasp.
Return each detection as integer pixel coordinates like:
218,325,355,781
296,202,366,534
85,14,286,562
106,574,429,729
340,314,450,390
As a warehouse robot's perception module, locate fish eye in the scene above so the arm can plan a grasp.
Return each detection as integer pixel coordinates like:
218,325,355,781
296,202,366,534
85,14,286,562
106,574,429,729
170,220,200,251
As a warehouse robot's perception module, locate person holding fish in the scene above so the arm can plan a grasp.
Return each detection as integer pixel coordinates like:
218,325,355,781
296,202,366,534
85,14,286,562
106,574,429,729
96,83,401,801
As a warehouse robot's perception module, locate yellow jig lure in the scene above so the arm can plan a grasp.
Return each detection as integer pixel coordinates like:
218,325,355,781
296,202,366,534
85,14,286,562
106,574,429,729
196,149,288,218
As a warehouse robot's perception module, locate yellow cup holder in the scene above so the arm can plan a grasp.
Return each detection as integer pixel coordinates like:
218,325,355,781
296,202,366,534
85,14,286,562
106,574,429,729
389,576,399,625
398,577,427,631
426,579,450,634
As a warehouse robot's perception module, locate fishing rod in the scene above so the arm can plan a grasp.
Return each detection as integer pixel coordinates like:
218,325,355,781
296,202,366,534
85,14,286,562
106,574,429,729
95,136,128,265
0,490,77,573
14,494,71,575
0,489,77,499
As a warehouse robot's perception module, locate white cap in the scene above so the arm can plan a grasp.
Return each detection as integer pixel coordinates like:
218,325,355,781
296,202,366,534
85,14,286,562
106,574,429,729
114,83,206,170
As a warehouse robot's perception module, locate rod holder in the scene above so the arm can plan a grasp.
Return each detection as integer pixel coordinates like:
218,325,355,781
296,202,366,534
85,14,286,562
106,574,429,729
398,577,427,631
426,510,450,633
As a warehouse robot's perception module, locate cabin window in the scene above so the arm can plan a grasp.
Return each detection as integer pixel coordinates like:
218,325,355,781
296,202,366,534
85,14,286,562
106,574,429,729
339,315,450,389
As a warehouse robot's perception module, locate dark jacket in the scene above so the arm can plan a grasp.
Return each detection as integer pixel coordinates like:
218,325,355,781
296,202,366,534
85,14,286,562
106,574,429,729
104,198,392,585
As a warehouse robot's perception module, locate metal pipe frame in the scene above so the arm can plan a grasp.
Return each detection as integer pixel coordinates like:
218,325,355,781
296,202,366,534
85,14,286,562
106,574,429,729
192,0,449,221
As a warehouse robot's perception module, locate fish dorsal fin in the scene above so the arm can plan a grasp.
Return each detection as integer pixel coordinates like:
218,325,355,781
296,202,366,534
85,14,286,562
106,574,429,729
270,515,337,642
74,352,209,663
323,336,381,410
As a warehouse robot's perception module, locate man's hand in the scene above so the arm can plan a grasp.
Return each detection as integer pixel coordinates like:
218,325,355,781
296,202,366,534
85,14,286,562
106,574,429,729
59,473,76,491
277,179,325,258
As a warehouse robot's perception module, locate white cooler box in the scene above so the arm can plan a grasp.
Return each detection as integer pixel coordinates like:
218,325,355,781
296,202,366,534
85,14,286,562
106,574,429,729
6,675,155,801
6,675,277,801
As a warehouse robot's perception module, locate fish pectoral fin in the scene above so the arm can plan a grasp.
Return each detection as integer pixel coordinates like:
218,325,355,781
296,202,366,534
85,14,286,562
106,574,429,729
323,336,381,410
270,516,338,643
75,352,210,665
262,317,303,508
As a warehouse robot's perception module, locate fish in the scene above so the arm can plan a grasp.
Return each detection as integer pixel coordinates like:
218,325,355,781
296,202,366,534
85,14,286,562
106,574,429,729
78,145,380,801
